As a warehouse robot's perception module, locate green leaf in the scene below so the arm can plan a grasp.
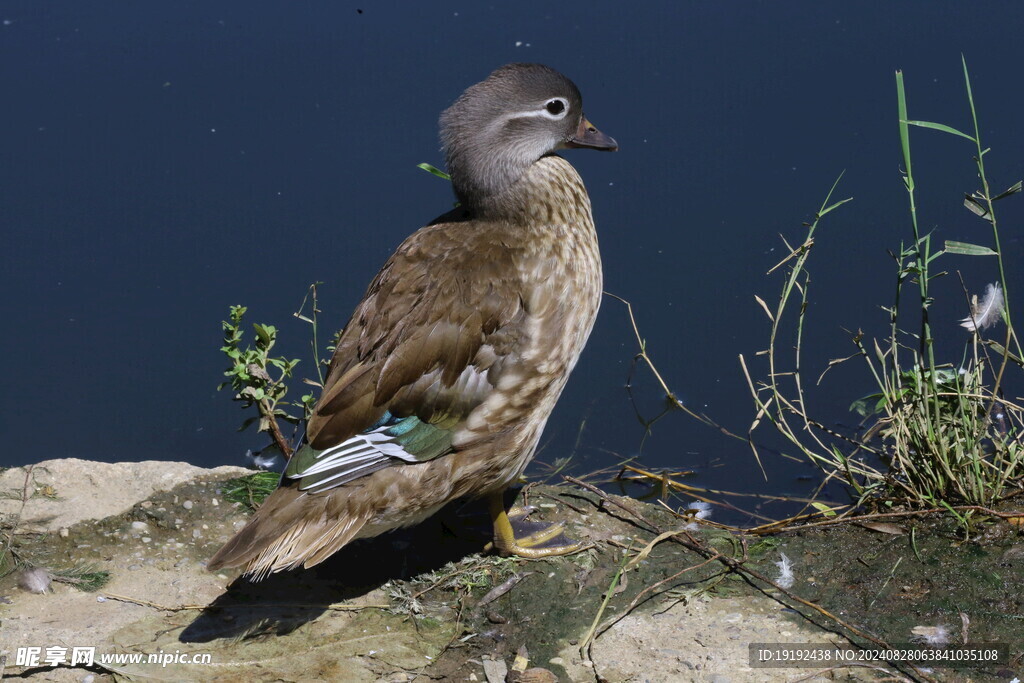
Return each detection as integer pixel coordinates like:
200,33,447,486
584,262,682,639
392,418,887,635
963,194,990,219
253,324,276,346
416,162,451,181
229,306,247,324
992,181,1022,201
984,340,1024,368
818,196,853,217
903,119,976,142
850,392,885,417
810,502,838,517
944,240,997,256
896,71,913,181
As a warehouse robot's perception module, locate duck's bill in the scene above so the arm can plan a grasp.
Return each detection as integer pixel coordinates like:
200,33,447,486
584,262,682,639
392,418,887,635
566,116,618,151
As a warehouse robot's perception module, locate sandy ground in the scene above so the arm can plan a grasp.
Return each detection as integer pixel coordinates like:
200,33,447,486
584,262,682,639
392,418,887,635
2,459,1013,682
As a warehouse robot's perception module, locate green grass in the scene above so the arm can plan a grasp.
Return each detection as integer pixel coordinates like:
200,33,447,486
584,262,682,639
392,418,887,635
52,565,111,592
221,471,280,511
742,58,1024,515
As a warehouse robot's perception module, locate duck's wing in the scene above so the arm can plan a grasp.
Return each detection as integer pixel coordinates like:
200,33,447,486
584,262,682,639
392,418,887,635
284,221,527,493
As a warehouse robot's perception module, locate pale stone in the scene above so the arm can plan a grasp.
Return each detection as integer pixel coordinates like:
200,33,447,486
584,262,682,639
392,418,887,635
0,459,248,533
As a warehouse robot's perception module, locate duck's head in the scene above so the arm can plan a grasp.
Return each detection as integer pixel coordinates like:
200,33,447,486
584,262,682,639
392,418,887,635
440,63,617,212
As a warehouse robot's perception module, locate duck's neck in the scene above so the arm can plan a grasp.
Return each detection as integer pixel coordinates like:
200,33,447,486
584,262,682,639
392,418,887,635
457,155,593,227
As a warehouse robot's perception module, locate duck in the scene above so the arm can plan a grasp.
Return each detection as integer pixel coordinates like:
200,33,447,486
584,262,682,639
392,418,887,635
208,63,617,579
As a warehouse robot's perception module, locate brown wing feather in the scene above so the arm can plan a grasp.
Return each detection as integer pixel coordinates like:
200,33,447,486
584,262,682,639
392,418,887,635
307,220,526,450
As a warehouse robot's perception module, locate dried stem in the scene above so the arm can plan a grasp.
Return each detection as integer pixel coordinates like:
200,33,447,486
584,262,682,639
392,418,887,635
564,476,935,682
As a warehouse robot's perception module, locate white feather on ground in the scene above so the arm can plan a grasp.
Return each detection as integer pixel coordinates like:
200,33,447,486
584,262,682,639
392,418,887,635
684,501,713,530
774,552,795,589
911,624,951,647
960,282,1005,332
18,567,52,594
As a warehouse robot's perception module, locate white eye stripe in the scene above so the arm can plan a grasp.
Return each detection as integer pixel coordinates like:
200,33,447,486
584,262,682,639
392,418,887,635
506,97,571,121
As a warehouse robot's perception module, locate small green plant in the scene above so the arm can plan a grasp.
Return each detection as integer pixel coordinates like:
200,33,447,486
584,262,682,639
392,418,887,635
219,282,341,458
743,58,1024,513
219,305,306,457
221,471,280,510
51,565,111,592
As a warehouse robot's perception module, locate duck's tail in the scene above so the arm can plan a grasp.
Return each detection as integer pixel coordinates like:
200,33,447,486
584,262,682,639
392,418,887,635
207,486,369,581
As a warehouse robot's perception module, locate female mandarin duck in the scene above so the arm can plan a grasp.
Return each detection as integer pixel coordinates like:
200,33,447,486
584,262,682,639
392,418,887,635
208,63,617,579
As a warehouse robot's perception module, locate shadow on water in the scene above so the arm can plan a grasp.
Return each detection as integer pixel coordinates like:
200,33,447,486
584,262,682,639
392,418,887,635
178,495,497,643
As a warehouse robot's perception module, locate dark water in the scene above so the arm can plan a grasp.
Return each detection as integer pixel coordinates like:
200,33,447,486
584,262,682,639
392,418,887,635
5,2,1024,516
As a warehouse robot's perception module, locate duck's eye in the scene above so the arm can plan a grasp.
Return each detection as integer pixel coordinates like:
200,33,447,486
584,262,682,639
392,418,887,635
544,98,567,118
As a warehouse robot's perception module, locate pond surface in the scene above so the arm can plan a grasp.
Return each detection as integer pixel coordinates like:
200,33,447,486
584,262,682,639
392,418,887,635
5,2,1024,521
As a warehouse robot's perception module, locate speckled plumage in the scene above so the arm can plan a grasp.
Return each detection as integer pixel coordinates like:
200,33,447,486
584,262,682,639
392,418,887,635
208,64,616,578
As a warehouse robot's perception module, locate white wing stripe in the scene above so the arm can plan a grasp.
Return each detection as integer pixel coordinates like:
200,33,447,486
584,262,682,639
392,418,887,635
298,451,382,477
315,443,377,461
300,467,371,491
292,427,419,480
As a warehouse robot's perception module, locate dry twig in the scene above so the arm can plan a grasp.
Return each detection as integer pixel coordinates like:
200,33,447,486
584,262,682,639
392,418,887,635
564,476,935,682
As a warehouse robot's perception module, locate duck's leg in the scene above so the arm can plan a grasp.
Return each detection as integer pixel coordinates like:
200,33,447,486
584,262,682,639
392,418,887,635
487,491,586,558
